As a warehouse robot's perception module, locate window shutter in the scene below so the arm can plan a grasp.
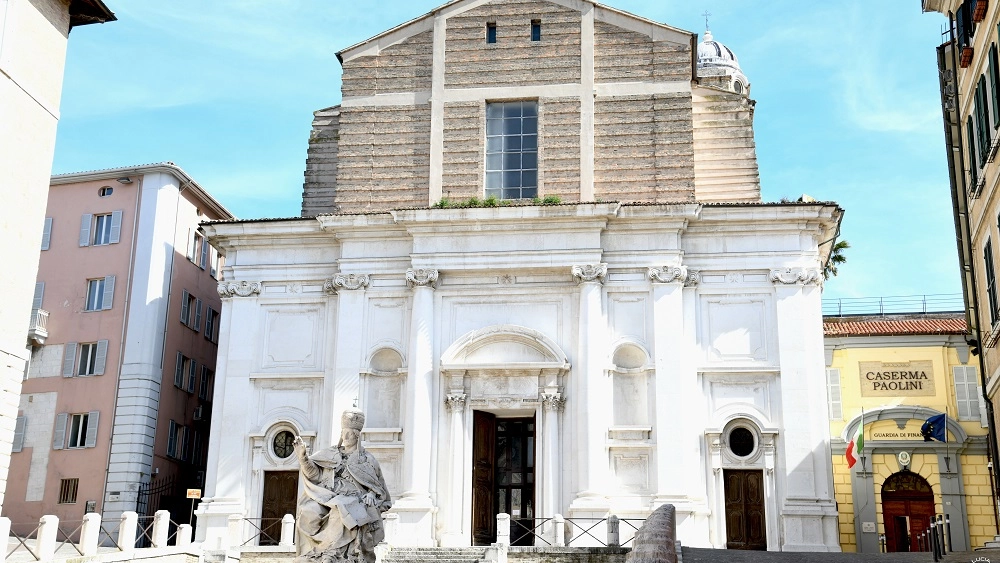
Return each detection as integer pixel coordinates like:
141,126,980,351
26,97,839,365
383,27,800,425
200,238,209,269
102,275,115,310
979,382,990,427
12,416,26,453
955,366,972,419
94,340,109,375
826,368,842,420
181,290,190,324
175,352,184,387
33,282,45,310
168,420,177,457
63,343,77,377
187,230,195,261
188,360,197,392
84,411,100,448
109,210,123,244
194,299,202,331
969,115,980,186
41,217,52,250
53,413,68,450
79,214,92,247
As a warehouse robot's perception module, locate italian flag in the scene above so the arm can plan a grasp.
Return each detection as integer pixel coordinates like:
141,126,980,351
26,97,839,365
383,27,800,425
846,422,864,469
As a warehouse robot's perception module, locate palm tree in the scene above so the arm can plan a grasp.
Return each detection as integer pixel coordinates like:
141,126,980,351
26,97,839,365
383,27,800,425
824,240,850,280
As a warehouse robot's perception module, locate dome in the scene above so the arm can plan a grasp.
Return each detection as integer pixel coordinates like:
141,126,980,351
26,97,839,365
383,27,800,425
696,29,749,95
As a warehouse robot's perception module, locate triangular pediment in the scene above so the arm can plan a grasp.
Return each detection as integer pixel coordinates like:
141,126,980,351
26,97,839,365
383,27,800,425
337,0,692,64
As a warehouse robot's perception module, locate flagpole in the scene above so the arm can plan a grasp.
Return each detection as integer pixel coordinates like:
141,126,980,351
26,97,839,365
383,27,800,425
860,405,865,471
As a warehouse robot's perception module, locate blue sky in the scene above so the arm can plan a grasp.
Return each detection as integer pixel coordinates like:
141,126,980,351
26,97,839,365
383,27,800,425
53,1,958,304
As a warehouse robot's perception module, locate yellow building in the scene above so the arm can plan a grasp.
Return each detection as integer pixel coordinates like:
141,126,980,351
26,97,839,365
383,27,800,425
825,312,996,553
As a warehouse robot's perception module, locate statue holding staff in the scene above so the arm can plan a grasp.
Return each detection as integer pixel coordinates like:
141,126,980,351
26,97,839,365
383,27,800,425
293,408,392,563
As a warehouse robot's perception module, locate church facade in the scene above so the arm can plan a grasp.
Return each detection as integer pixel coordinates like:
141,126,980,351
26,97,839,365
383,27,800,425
197,0,843,552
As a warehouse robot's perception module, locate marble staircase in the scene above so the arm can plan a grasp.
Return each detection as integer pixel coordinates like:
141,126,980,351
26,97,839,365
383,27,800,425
379,546,490,562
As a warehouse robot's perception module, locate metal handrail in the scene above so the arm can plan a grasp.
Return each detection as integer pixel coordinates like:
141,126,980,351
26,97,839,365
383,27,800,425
241,517,283,546
564,517,608,546
55,520,85,557
98,520,123,551
822,293,965,317
619,518,646,547
6,522,41,561
136,516,155,548
509,517,553,546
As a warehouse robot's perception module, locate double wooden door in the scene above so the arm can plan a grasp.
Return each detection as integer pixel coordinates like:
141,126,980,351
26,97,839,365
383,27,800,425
724,469,767,550
472,412,536,546
882,472,935,552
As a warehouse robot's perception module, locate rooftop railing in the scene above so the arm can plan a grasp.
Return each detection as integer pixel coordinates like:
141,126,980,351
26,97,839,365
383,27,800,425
822,294,965,317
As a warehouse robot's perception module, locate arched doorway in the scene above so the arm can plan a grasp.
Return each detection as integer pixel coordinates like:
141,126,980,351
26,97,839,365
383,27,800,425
882,472,934,552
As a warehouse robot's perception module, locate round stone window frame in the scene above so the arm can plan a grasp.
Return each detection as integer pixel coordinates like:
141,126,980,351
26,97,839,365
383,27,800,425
724,420,760,460
272,429,296,459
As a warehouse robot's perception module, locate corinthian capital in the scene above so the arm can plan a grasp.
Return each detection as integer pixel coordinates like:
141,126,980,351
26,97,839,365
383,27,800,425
406,268,439,289
647,266,687,284
769,268,823,286
217,280,262,298
541,393,566,412
572,264,607,285
445,393,467,413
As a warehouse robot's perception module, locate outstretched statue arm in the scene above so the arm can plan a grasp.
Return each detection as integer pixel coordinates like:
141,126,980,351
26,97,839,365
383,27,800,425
293,435,322,482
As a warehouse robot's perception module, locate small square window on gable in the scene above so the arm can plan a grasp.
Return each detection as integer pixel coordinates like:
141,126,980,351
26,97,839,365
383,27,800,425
531,20,541,42
486,22,497,44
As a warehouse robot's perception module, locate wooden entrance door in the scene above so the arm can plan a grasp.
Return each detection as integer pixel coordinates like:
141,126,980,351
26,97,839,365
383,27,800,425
882,472,935,552
472,411,496,546
724,469,767,550
260,471,298,546
471,412,536,546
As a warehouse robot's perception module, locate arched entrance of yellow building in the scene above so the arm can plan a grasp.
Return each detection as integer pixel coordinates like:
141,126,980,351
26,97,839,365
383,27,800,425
881,472,934,552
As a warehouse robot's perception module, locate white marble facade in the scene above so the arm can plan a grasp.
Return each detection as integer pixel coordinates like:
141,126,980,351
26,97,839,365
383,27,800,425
197,202,843,551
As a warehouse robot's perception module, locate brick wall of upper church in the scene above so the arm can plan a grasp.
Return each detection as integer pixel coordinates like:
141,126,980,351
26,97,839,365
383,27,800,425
593,21,691,83
594,93,696,202
444,0,582,87
341,30,434,97
442,101,483,202
333,105,432,211
540,97,582,202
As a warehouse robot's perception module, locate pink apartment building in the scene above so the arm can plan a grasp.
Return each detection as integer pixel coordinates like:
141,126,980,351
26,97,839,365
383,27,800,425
3,163,234,532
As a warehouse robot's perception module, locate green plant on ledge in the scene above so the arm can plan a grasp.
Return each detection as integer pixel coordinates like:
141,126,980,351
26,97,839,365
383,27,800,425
433,195,561,208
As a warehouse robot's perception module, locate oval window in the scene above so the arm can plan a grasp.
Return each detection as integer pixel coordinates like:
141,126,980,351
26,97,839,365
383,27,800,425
272,430,295,459
729,427,755,457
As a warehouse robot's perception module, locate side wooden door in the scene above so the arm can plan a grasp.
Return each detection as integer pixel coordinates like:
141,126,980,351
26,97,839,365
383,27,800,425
260,471,298,546
472,411,497,546
724,469,767,550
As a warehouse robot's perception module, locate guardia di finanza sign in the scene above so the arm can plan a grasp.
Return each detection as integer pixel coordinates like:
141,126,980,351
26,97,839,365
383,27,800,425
859,361,935,396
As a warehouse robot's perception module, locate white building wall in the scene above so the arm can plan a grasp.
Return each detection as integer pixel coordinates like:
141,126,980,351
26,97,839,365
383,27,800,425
0,0,71,513
199,203,842,552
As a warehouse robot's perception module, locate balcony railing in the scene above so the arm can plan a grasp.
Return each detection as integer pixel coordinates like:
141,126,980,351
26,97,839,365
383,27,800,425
28,308,48,345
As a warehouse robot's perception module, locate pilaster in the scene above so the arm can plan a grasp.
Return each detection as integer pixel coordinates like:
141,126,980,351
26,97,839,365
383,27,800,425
569,264,609,513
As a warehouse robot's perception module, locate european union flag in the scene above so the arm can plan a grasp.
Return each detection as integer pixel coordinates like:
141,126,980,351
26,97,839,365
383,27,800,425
921,413,947,442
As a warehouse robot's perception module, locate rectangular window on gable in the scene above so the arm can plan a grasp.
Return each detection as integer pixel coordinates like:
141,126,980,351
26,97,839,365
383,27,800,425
486,101,538,200
531,20,541,41
486,22,497,44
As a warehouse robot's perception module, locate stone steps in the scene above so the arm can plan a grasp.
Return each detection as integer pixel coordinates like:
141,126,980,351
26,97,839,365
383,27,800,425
380,546,488,563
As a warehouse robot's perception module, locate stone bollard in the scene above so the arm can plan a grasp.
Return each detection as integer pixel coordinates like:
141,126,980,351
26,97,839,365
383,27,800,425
177,524,193,547
0,517,9,551
382,512,399,546
80,512,102,556
37,514,59,561
554,514,565,547
608,515,620,547
625,504,677,563
119,511,138,551
151,510,170,548
227,514,243,548
280,514,295,546
496,513,510,546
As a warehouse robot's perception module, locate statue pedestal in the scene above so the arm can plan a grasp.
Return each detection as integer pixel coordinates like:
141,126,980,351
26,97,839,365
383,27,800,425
389,496,436,546
193,497,244,549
